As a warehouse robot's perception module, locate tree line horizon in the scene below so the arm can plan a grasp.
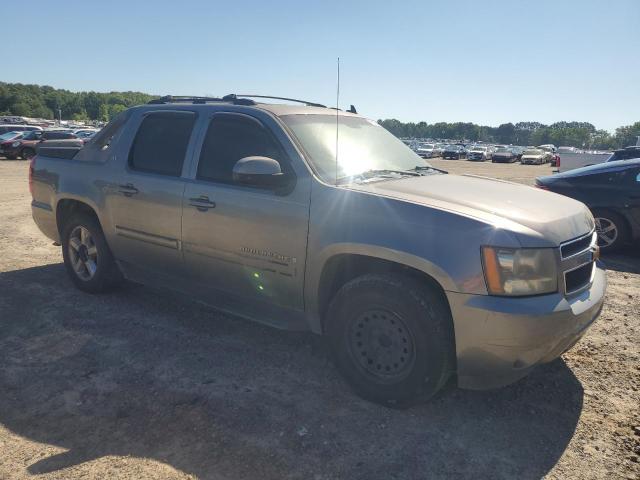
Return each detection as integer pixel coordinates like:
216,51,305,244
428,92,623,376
1,82,637,150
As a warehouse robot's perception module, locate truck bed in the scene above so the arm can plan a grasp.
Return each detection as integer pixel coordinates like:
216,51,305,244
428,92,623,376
36,139,84,160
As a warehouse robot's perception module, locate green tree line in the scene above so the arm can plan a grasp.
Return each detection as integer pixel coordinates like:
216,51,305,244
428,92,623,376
0,82,157,122
1,82,637,149
378,118,640,150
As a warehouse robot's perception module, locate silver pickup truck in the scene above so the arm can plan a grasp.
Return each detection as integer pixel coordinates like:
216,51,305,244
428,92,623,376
30,95,606,406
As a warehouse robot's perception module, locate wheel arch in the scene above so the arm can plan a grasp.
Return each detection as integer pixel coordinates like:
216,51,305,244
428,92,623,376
308,245,456,335
55,197,102,237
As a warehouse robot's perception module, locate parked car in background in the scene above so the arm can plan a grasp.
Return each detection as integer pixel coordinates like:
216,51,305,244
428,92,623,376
442,144,466,159
0,131,25,143
29,95,606,405
2,130,77,160
536,159,640,251
74,129,99,143
416,143,437,158
433,143,446,157
606,146,640,163
491,146,517,163
0,131,28,158
467,145,490,161
0,124,43,136
521,148,551,165
511,146,525,161
73,128,99,136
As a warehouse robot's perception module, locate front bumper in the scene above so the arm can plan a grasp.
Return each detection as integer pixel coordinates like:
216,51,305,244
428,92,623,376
492,156,514,162
0,145,20,157
522,157,542,164
447,262,606,390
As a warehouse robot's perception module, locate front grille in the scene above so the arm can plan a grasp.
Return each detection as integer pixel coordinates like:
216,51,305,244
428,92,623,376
561,233,592,258
560,231,596,295
565,263,594,294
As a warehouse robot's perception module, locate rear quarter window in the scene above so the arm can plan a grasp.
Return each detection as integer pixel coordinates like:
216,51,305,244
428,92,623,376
128,111,196,177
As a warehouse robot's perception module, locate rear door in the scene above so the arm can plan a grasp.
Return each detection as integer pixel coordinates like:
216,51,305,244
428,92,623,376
181,112,310,311
106,110,197,278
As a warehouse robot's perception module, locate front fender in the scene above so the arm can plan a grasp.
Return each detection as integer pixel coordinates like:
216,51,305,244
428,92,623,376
303,242,458,334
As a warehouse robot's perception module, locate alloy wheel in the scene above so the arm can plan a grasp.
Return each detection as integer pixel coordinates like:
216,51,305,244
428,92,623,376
595,217,618,248
68,226,98,281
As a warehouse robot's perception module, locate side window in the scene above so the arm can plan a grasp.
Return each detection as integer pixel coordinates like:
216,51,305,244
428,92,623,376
197,115,286,185
91,109,130,151
129,112,195,177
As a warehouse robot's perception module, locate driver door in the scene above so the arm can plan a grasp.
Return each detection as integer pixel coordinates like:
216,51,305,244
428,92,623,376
181,112,310,311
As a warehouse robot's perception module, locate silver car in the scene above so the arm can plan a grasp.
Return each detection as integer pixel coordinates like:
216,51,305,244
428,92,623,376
30,95,606,405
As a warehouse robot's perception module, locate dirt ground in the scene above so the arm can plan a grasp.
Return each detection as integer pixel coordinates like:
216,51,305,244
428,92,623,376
0,157,638,480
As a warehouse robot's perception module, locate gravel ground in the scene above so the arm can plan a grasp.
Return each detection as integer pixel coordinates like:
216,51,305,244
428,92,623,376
0,157,638,480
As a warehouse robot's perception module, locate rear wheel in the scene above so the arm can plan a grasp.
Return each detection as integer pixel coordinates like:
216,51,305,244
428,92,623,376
592,209,629,252
61,213,123,292
326,274,454,407
20,148,35,160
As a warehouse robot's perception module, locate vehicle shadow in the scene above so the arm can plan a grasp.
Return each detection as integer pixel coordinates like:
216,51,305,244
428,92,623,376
601,247,640,274
0,264,584,480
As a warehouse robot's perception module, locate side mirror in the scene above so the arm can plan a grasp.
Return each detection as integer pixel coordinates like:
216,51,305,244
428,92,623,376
232,156,285,188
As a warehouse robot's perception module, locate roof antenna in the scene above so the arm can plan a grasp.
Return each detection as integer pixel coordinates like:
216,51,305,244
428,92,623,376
335,57,340,186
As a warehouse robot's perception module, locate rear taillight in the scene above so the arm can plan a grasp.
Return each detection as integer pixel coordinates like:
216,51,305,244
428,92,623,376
28,155,36,196
556,155,560,168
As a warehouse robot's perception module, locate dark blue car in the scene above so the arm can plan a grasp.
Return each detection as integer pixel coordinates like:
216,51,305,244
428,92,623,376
536,159,640,251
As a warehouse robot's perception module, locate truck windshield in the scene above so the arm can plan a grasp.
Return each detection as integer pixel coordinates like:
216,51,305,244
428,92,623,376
281,114,430,182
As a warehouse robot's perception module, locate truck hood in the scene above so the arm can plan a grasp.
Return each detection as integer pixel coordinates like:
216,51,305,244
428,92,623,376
348,173,594,246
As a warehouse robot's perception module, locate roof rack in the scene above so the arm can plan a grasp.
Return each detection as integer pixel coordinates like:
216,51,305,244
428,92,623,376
223,94,326,108
147,94,336,110
147,95,256,105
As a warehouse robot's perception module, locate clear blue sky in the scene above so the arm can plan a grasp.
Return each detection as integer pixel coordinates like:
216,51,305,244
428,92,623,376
4,0,639,131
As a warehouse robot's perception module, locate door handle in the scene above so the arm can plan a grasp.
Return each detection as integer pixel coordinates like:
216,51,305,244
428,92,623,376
118,183,139,197
189,196,216,211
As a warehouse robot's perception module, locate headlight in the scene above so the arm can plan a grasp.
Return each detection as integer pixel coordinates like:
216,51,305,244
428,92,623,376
481,246,557,296
11,141,21,147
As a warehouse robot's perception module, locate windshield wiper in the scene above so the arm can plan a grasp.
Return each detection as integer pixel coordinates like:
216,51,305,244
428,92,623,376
363,169,422,177
337,169,421,185
411,165,448,174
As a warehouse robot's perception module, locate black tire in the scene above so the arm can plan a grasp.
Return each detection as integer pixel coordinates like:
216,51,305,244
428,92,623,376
5,155,17,160
20,148,35,160
592,209,629,252
61,213,123,293
326,274,454,407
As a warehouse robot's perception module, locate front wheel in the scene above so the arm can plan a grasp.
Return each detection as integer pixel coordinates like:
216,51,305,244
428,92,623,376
20,148,36,160
61,213,123,292
326,274,454,407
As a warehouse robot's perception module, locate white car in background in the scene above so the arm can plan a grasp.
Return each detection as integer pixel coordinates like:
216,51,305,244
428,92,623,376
416,143,437,158
521,148,551,165
467,145,491,161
